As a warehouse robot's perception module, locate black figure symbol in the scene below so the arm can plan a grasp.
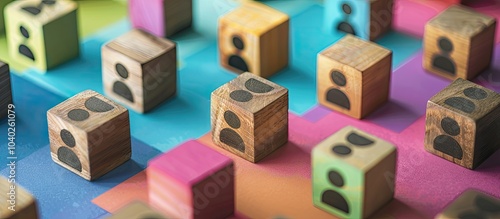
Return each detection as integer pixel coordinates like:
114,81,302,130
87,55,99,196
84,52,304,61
21,0,56,15
323,132,375,213
336,3,356,36
326,70,350,110
433,87,488,159
228,35,249,73
432,37,456,75
220,78,275,152
112,63,134,103
457,195,500,219
58,97,115,172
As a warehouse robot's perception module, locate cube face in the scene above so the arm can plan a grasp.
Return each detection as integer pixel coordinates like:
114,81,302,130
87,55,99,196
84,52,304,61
312,126,396,219
129,0,192,37
148,140,234,219
108,201,167,219
423,6,496,80
0,176,39,219
317,35,392,119
218,2,289,78
102,29,177,113
5,0,79,71
47,90,131,180
425,79,500,169
324,0,393,41
436,190,500,219
0,61,12,119
211,73,288,162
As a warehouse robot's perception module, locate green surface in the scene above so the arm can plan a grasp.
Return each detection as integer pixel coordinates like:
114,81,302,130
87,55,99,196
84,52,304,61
0,0,13,34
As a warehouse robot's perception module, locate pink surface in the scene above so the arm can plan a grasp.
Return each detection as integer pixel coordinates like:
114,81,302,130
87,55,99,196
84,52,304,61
148,140,233,186
129,0,165,37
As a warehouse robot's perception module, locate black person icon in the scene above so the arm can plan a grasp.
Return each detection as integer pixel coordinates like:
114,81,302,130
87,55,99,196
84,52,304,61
432,37,456,75
112,63,134,103
220,110,245,152
228,35,249,72
337,3,356,36
326,70,350,110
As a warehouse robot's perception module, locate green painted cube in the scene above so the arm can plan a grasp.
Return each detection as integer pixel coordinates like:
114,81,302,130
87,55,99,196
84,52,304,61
5,0,79,71
312,126,397,219
0,0,13,33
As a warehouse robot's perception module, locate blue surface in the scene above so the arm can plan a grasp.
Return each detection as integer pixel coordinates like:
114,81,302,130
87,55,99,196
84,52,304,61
324,0,371,40
0,137,161,219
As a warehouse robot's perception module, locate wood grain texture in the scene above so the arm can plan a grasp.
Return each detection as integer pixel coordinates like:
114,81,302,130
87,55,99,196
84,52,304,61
317,35,392,119
436,190,500,219
211,73,288,163
106,201,168,219
424,78,500,169
0,176,39,219
218,1,289,78
47,90,131,181
0,60,12,119
312,126,396,219
369,0,394,41
423,5,497,80
102,29,177,113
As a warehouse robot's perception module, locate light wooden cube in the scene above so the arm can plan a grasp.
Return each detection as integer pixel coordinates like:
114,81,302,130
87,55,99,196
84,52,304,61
148,140,234,219
107,201,168,219
317,35,392,119
47,90,131,181
423,5,496,80
312,126,396,219
211,72,288,163
218,1,289,78
0,176,39,219
436,190,500,219
102,29,177,113
129,0,192,37
5,0,79,71
0,60,12,119
425,78,500,169
324,0,394,41
0,0,13,33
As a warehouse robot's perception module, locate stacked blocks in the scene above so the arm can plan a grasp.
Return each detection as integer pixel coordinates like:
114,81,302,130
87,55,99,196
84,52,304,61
218,1,289,78
5,0,79,71
312,126,397,219
436,190,500,219
47,90,131,181
425,79,500,169
102,29,177,113
129,0,192,37
148,140,234,219
317,35,392,119
0,60,12,119
423,5,497,80
211,73,288,163
324,0,393,41
0,176,39,219
107,201,168,219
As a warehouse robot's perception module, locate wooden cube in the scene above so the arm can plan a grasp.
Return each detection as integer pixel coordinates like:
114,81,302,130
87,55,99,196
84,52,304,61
129,0,192,37
102,29,177,113
218,1,289,78
211,72,288,163
424,79,500,169
5,0,79,71
148,140,234,219
0,176,39,219
423,5,496,80
107,201,168,219
324,0,393,41
0,60,12,119
436,190,500,219
317,35,392,119
312,126,396,219
0,0,13,33
47,90,131,181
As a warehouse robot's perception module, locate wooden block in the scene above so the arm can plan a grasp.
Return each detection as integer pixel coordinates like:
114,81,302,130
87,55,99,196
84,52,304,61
324,0,393,41
0,0,13,33
129,0,192,37
312,126,396,219
317,35,392,119
0,60,12,119
436,190,500,219
424,78,500,169
147,140,234,219
47,90,131,181
211,72,288,163
5,0,79,71
102,29,177,113
0,176,39,219
218,1,289,78
106,201,168,219
423,5,497,80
